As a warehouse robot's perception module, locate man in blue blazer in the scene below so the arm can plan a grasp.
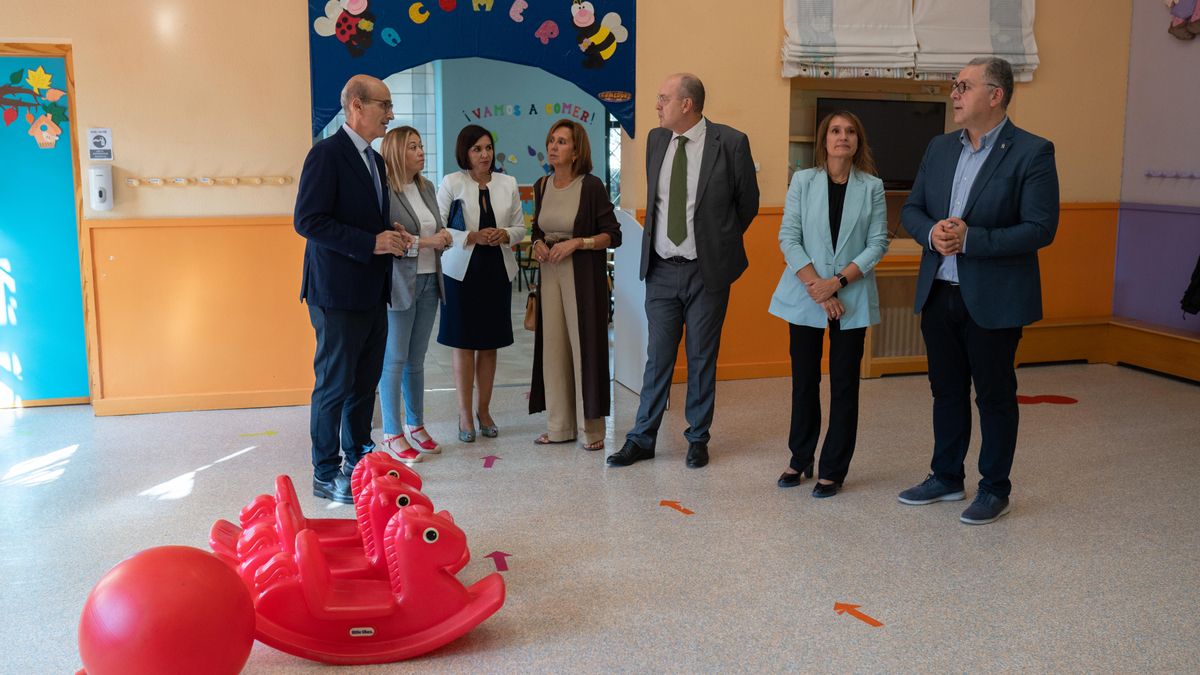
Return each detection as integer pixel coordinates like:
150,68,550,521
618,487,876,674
294,74,410,503
607,73,760,469
900,57,1059,524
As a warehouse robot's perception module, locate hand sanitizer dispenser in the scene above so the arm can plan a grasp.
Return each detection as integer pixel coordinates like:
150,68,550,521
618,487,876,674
89,164,113,211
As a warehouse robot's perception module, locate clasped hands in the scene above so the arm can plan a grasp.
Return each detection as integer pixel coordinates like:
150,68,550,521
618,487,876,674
374,229,411,256
931,217,967,256
374,227,453,256
466,229,510,247
532,238,579,264
802,276,845,321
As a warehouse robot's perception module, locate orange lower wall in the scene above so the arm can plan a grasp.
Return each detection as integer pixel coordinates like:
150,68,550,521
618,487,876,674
86,205,1120,414
677,203,1120,381
1039,204,1119,319
89,217,313,414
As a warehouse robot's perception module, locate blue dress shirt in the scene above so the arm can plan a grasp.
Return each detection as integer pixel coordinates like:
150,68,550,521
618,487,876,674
935,117,1008,283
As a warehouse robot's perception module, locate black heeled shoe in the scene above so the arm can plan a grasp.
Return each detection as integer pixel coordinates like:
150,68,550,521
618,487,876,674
777,462,814,488
812,481,843,498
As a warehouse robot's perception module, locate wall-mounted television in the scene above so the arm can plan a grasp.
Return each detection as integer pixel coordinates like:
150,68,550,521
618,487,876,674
814,98,947,191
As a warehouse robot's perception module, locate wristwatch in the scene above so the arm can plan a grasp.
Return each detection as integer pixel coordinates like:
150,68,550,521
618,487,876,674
583,237,596,250
835,273,848,288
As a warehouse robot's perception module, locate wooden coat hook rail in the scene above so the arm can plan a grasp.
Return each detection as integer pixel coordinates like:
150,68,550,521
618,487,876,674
124,175,294,187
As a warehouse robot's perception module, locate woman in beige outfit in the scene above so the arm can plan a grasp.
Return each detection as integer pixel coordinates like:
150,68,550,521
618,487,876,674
528,119,622,451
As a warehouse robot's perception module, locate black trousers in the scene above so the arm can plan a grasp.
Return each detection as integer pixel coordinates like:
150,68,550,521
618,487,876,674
308,304,387,482
920,281,1022,497
787,320,866,483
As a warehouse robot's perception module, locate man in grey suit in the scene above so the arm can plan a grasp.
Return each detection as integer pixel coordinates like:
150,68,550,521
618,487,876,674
898,57,1059,524
608,73,760,469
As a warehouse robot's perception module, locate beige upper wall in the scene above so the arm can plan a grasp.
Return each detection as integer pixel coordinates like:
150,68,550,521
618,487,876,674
3,0,1129,218
1011,0,1130,202
619,1,791,209
2,0,313,218
621,0,1132,207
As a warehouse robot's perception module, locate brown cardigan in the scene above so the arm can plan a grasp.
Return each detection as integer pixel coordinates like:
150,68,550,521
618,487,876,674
528,173,621,419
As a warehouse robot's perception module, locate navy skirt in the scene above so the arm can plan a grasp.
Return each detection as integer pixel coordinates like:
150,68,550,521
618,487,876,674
437,188,513,350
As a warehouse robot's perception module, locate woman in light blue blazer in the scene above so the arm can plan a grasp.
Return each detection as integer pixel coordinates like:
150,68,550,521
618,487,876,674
378,126,453,464
768,111,889,498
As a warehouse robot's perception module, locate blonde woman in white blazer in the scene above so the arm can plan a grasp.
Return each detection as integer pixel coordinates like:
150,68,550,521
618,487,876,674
767,111,889,498
436,125,527,442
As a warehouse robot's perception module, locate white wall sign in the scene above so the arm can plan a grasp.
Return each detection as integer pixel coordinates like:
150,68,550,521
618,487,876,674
87,128,113,161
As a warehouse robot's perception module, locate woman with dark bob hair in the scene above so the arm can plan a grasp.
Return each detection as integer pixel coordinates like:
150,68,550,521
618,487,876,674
436,124,527,442
528,119,621,451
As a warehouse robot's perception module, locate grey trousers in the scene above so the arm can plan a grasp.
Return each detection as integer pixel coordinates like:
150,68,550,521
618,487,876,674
626,258,729,449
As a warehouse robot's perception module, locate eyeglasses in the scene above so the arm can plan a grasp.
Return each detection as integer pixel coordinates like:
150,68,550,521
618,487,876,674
950,80,1000,96
362,97,394,112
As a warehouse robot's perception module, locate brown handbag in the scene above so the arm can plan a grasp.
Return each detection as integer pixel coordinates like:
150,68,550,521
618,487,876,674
523,285,538,331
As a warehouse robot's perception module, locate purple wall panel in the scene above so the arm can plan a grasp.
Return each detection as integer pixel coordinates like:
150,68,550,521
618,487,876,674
1113,2,1200,334
1121,0,1200,208
1113,204,1200,334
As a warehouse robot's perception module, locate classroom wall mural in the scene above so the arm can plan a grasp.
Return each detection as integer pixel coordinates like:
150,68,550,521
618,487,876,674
308,0,637,137
439,57,607,186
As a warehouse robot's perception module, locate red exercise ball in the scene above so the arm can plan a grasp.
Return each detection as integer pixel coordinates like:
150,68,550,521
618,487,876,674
78,546,255,675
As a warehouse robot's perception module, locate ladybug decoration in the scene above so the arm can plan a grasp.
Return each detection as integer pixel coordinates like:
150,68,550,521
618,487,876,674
314,0,376,58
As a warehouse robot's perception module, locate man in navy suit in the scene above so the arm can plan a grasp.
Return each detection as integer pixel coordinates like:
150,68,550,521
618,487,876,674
899,57,1059,524
294,74,410,503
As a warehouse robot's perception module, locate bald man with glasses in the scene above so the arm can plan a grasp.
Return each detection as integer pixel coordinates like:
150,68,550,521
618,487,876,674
294,74,411,503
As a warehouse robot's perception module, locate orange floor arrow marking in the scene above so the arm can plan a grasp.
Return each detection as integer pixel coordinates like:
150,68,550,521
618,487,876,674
834,602,883,627
659,500,694,515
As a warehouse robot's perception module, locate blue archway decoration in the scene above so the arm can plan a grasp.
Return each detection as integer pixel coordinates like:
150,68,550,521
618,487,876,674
308,0,637,137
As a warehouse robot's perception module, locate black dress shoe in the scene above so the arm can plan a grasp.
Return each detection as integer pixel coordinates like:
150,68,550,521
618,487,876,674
777,461,814,487
606,440,654,466
812,481,842,498
686,442,709,468
313,473,353,504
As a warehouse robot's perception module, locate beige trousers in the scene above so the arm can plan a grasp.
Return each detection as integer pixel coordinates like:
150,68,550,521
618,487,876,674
540,257,605,444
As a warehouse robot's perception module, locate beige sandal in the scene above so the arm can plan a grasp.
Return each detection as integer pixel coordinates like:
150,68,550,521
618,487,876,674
535,433,573,445
582,439,605,451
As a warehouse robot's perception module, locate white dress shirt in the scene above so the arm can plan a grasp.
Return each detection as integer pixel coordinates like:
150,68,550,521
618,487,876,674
653,118,706,260
342,123,375,173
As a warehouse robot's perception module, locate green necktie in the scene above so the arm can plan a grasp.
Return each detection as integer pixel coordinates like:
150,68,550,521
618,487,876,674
667,136,688,246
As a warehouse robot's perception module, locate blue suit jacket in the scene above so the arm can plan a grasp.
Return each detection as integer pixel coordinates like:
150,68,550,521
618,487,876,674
902,120,1059,329
294,127,391,311
768,168,889,330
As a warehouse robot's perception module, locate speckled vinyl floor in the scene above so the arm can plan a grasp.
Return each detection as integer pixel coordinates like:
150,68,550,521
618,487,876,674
2,362,1198,673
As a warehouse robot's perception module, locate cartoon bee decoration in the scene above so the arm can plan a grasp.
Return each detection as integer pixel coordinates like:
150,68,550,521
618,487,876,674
571,0,628,70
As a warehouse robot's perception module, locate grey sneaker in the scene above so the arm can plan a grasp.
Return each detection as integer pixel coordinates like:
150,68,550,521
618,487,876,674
960,492,1011,525
898,474,966,505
